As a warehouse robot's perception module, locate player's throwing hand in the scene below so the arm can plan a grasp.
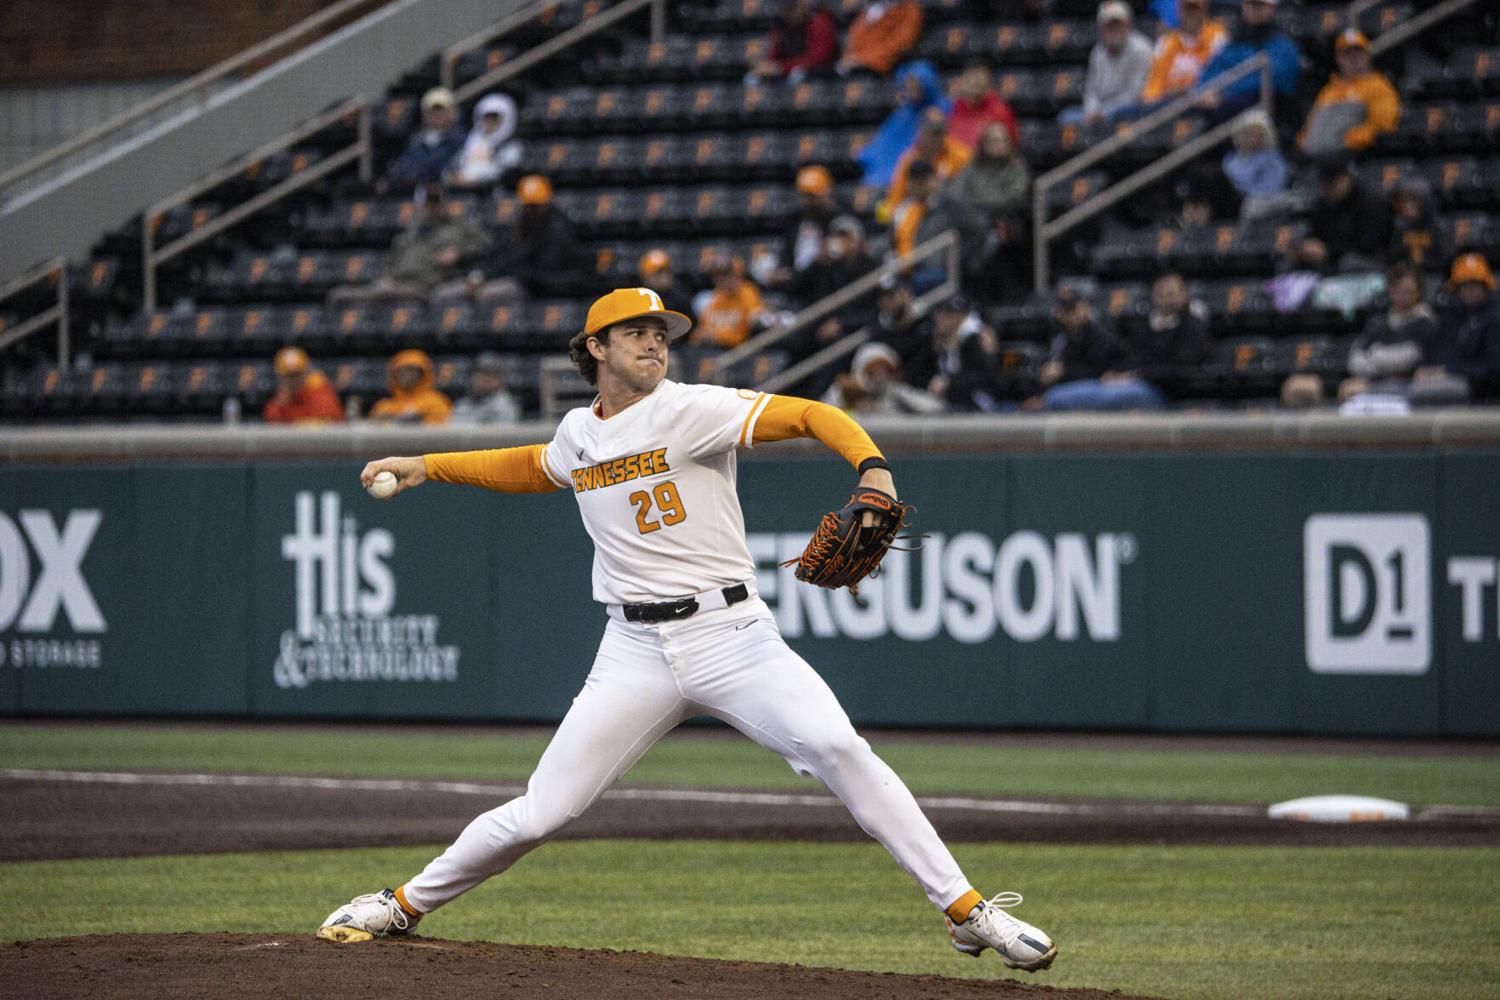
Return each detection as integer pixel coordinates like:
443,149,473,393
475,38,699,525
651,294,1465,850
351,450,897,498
359,456,428,496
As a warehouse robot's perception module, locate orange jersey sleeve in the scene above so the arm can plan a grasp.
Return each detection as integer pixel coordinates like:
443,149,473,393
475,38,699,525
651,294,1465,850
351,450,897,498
423,444,560,493
749,394,883,469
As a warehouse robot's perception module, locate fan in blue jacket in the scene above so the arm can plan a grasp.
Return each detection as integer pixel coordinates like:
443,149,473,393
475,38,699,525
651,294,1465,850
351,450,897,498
856,61,950,189
1198,0,1300,116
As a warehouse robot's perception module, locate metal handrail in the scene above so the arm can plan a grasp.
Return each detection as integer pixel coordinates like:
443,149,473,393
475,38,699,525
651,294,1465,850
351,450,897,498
1369,0,1478,56
712,231,960,382
1031,52,1270,292
452,0,667,104
1344,0,1385,23
756,272,958,395
0,0,385,201
440,0,568,92
0,257,71,367
142,97,373,313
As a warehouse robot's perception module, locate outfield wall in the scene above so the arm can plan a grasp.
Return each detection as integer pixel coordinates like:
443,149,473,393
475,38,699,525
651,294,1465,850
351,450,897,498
3,413,1498,735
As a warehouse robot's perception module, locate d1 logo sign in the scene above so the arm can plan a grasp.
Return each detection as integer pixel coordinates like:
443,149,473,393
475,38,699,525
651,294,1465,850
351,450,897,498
1304,514,1430,674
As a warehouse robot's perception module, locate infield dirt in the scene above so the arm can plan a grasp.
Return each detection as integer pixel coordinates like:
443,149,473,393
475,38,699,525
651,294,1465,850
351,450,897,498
3,770,1496,862
2,933,1163,1000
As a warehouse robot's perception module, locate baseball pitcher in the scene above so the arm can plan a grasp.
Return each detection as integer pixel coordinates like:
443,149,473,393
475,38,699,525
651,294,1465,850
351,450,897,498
318,287,1056,973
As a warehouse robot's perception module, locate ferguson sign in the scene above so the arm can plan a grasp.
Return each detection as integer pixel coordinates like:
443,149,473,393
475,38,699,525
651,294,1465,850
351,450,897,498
751,530,1135,643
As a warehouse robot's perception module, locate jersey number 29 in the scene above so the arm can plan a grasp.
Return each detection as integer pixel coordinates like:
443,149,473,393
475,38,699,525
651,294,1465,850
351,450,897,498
630,481,687,534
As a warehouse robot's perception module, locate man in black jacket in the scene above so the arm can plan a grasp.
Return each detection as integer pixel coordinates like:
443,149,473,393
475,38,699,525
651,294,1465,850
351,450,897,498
447,175,586,304
1121,271,1212,400
1288,160,1393,274
1412,253,1500,403
1033,287,1138,410
901,294,1005,411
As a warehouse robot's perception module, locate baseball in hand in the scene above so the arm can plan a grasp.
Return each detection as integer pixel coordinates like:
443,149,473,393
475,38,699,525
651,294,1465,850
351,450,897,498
367,470,399,500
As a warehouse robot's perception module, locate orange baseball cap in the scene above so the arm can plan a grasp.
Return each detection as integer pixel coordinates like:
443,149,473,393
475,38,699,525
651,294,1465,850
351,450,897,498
584,287,693,340
517,174,553,205
639,249,672,276
274,346,310,375
1449,253,1496,291
1336,28,1369,50
795,164,833,197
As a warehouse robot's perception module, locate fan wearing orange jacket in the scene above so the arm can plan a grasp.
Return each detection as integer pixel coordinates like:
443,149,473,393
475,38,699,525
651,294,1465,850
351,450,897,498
262,346,344,424
837,0,923,77
1139,0,1227,103
369,348,453,424
1298,30,1400,156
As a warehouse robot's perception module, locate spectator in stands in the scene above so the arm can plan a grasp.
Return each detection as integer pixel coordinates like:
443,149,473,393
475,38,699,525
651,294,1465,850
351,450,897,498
1298,29,1399,157
1138,0,1228,107
1038,275,1204,412
1033,288,1126,409
329,183,490,305
751,0,839,84
858,61,948,189
872,274,924,360
1222,109,1290,218
1335,263,1437,405
1387,177,1445,270
785,216,880,369
1288,160,1391,274
450,351,522,425
638,250,695,319
692,255,768,348
1125,270,1211,401
947,61,1020,151
887,109,972,209
902,295,1004,411
837,0,923,77
1062,1,1154,126
262,346,343,424
385,87,466,192
891,160,978,293
446,93,521,190
1413,254,1500,402
780,165,845,277
824,341,946,415
950,122,1031,301
369,349,452,424
447,175,584,304
1198,0,1301,119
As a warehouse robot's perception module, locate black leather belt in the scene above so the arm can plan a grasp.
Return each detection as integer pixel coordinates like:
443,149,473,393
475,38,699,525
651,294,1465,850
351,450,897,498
623,583,749,624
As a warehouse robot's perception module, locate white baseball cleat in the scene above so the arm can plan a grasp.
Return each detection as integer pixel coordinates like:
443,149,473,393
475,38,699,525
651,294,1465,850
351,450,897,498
945,892,1056,971
316,888,419,943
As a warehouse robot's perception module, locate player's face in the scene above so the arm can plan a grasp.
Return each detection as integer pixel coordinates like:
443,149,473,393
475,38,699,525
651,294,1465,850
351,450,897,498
595,319,669,393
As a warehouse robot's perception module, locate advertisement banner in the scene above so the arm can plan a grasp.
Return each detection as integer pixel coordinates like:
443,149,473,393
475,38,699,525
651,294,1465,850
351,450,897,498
2,447,1497,735
0,466,251,715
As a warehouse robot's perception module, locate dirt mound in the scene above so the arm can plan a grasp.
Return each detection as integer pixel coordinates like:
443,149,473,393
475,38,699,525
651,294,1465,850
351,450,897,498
3,933,1161,1000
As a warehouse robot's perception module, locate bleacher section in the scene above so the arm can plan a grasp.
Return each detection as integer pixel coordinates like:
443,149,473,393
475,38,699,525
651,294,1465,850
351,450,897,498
2,0,1498,421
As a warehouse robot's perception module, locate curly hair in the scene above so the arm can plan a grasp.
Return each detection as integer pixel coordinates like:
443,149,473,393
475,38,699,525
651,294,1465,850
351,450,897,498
568,328,608,385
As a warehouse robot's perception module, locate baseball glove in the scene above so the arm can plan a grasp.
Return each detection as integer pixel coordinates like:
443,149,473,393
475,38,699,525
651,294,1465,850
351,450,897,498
782,487,916,595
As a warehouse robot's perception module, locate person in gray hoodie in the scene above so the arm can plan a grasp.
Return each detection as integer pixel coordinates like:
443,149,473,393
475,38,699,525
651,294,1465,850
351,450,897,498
1062,2,1153,125
950,123,1031,301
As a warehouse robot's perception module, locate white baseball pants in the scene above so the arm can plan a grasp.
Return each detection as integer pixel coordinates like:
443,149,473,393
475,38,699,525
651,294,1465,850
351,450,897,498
401,595,972,914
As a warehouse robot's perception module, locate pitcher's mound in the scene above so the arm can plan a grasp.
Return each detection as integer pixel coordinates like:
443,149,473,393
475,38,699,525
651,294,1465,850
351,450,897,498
3,933,1162,999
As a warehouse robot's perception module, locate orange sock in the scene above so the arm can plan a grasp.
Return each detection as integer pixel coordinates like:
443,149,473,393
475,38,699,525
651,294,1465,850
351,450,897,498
944,888,983,923
393,885,422,918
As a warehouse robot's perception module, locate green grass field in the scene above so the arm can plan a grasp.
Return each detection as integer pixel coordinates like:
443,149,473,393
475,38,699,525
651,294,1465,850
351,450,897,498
2,841,1497,1000
4,722,1498,806
4,722,1498,999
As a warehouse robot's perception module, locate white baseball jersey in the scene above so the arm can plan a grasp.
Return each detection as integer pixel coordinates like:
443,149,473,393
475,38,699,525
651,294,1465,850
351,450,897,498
539,379,772,605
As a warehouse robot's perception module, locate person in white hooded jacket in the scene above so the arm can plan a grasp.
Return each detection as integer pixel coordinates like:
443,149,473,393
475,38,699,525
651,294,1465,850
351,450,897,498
447,93,521,188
